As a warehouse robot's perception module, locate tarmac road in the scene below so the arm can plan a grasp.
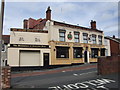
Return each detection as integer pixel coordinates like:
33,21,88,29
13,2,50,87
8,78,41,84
11,64,119,90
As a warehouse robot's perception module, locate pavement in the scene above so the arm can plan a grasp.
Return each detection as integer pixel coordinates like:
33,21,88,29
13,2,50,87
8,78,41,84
10,63,119,90
11,63,97,78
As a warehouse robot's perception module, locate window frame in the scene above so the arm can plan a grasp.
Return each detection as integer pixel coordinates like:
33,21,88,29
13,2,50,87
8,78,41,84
83,33,88,43
74,31,80,43
91,48,99,58
59,29,66,42
98,35,102,45
92,34,97,44
73,47,83,58
56,46,69,58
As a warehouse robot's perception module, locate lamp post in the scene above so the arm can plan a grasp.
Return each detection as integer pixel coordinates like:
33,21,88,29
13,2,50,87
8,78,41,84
0,0,5,89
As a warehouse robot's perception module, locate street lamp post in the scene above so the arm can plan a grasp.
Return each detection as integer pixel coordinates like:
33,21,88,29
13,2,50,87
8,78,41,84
0,0,5,89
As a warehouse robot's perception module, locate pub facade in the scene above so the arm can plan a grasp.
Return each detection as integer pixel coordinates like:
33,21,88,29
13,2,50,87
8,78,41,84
8,7,105,67
48,20,105,65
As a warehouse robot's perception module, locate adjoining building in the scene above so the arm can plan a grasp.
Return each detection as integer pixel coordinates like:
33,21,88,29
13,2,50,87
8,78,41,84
8,7,106,67
1,35,10,66
104,37,111,56
105,35,120,56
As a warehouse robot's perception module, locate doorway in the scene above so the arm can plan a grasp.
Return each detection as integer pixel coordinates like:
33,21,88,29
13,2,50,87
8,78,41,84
43,53,49,67
84,51,88,63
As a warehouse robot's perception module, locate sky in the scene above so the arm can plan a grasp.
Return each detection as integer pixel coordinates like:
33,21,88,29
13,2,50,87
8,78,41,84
1,0,119,37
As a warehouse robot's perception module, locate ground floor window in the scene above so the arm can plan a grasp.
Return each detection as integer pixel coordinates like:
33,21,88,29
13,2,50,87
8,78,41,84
91,48,99,58
73,47,83,58
56,46,69,58
100,48,105,56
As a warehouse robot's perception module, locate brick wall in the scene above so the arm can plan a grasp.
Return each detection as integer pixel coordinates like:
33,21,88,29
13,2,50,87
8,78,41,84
98,55,120,75
110,39,119,56
1,66,11,89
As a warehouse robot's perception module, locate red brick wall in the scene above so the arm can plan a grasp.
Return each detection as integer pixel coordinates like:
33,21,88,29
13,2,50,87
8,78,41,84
110,40,119,56
2,66,11,89
98,56,120,75
90,20,96,29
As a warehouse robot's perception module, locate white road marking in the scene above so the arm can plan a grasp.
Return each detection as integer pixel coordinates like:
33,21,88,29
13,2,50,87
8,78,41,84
73,74,78,76
73,71,97,76
48,78,116,89
79,71,97,75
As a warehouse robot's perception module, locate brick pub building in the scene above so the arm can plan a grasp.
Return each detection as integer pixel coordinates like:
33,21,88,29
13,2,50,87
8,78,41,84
8,7,106,67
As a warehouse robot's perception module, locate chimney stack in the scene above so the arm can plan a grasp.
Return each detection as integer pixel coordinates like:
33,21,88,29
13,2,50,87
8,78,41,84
90,20,96,29
46,6,51,20
113,35,115,39
23,19,28,29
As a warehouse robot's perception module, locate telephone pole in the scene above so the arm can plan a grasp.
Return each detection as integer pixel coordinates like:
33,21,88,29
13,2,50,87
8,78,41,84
0,0,5,89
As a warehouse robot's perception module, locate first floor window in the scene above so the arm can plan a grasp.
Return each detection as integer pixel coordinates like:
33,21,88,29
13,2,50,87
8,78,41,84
73,47,83,58
83,33,88,43
74,32,80,42
91,48,99,58
98,35,102,45
59,29,66,42
92,34,96,44
56,46,69,58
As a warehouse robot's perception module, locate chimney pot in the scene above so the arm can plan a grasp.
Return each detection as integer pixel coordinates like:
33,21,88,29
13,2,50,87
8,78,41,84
90,20,96,29
113,35,115,38
23,19,28,29
46,6,51,20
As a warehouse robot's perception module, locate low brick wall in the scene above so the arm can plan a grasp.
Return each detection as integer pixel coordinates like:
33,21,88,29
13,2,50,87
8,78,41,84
1,66,11,89
98,55,120,75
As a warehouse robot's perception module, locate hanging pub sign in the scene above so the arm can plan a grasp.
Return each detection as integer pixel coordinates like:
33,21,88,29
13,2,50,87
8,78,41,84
67,32,72,40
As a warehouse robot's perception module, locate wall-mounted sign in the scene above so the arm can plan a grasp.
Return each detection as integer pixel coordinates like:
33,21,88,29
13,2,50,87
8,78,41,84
10,44,49,48
67,32,72,40
73,43,82,46
56,42,69,45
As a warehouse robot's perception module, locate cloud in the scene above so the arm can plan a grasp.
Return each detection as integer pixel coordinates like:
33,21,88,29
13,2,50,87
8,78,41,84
3,2,118,37
5,0,120,2
105,30,118,38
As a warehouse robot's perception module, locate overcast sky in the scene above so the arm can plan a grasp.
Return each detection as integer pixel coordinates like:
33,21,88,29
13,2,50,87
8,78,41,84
2,0,119,37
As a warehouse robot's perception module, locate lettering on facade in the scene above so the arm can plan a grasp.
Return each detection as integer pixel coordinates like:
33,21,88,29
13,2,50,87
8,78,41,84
48,78,115,90
56,42,69,45
19,37,24,41
19,37,41,42
35,38,40,42
73,43,82,46
10,44,49,48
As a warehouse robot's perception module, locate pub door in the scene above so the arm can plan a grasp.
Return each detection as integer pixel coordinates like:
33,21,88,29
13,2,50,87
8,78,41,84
43,53,49,67
84,51,88,63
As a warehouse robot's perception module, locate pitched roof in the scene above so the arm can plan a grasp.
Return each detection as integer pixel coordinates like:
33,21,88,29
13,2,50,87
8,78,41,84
24,18,47,30
11,28,48,33
105,36,120,43
33,19,47,29
24,17,103,33
53,20,103,33
2,35,10,44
